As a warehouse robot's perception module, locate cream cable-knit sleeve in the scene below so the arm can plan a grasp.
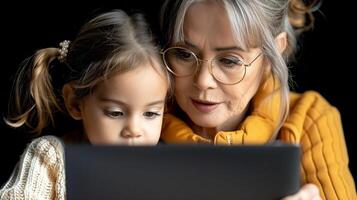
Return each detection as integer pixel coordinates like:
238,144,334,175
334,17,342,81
0,136,65,200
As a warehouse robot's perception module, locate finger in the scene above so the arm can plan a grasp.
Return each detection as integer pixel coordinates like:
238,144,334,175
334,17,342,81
302,184,320,196
281,184,320,200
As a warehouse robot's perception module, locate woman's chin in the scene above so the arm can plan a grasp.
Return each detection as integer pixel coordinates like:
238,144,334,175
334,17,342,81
191,116,222,129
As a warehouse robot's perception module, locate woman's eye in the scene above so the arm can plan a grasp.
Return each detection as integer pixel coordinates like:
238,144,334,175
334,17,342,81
218,56,244,68
105,110,124,118
175,49,194,60
143,112,161,119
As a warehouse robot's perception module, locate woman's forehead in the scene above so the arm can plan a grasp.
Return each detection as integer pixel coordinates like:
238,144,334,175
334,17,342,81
182,3,239,49
179,1,260,51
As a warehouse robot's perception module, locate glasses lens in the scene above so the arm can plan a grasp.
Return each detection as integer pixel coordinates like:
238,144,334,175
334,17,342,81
211,55,245,84
163,48,198,76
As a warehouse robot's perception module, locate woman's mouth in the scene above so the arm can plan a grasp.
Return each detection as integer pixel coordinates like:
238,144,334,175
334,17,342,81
191,99,221,113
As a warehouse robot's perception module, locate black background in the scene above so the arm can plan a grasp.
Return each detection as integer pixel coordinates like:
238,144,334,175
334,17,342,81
0,1,355,186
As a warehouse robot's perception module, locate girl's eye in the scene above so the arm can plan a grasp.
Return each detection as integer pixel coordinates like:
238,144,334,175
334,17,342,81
105,110,124,118
143,112,161,119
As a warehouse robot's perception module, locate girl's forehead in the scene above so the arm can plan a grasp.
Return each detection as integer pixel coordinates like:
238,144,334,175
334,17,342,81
100,64,167,91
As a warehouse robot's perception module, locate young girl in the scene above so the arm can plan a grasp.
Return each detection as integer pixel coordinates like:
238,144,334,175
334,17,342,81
0,10,171,199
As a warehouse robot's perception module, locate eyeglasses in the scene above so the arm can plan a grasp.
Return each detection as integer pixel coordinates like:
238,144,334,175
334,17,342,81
162,47,262,85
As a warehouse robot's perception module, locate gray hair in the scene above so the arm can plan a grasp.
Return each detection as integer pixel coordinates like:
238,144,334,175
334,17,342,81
161,0,316,140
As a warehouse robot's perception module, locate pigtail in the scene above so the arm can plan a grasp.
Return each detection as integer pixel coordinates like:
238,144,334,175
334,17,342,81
288,0,321,33
5,48,63,135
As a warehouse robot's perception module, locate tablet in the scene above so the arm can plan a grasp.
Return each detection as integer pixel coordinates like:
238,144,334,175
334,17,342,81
65,143,300,200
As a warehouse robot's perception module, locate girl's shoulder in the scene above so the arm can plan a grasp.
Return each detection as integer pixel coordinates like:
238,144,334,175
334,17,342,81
29,135,64,148
0,135,65,199
26,135,65,162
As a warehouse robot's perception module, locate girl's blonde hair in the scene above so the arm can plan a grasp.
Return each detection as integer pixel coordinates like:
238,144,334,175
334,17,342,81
6,10,171,134
160,0,319,140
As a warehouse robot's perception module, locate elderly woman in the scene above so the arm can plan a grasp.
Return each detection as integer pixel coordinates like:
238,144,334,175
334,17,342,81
159,0,356,199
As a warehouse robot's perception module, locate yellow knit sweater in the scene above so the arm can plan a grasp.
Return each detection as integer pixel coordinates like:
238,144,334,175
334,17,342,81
161,77,356,200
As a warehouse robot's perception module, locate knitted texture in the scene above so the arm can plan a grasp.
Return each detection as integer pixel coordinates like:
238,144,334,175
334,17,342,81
0,136,65,200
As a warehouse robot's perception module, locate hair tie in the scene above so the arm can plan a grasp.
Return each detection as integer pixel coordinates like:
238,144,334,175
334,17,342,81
58,40,71,63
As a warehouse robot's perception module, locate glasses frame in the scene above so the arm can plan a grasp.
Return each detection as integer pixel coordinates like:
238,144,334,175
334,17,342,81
162,47,262,85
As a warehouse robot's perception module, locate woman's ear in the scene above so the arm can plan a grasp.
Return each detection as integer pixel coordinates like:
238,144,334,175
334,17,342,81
62,84,82,120
275,32,288,54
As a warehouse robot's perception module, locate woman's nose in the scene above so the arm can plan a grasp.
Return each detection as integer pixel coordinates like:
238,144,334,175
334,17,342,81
193,60,218,90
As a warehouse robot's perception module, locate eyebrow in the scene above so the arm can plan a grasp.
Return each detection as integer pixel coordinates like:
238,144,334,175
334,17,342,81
183,40,245,52
99,98,165,107
146,100,165,107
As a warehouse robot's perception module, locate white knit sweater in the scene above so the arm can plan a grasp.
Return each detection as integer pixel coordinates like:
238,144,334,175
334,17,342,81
0,136,65,200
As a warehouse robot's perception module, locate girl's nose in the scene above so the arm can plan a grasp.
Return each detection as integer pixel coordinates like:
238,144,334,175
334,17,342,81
120,128,142,138
120,117,142,138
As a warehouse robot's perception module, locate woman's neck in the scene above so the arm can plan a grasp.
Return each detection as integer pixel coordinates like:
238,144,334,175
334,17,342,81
189,105,249,140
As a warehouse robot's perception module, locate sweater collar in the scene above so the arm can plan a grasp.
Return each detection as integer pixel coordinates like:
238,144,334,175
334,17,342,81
161,74,281,145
